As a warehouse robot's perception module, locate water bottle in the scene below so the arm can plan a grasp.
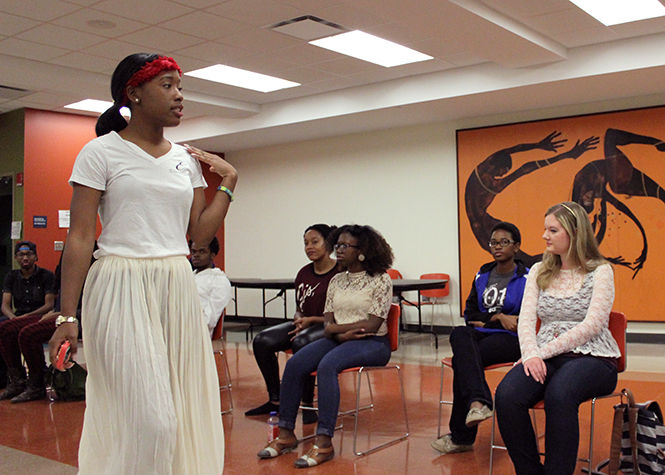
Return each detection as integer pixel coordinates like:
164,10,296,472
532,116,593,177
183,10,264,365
46,384,57,402
267,411,279,442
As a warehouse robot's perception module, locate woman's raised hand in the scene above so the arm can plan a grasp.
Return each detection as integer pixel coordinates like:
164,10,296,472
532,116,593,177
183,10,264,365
184,144,237,181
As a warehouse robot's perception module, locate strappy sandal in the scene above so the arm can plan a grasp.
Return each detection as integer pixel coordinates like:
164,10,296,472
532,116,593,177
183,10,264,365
257,437,299,459
294,444,335,468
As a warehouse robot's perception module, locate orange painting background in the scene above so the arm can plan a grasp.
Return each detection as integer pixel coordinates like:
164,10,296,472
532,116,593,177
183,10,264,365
457,105,665,322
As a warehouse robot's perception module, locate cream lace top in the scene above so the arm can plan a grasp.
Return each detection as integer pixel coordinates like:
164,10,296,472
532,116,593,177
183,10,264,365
519,262,620,362
324,271,392,336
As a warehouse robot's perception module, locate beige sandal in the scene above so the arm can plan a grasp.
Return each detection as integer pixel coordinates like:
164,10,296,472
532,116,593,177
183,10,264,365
294,444,335,468
257,437,299,459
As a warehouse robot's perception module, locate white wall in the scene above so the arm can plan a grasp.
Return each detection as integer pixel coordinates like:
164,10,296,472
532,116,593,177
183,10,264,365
223,92,665,330
225,122,460,326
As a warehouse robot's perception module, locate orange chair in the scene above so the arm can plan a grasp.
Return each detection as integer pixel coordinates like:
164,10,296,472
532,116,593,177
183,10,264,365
212,312,233,415
401,273,452,348
305,303,409,456
387,268,403,280
488,311,628,474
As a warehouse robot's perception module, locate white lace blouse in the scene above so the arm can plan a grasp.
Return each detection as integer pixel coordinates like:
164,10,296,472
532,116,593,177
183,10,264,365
518,262,621,362
324,271,392,336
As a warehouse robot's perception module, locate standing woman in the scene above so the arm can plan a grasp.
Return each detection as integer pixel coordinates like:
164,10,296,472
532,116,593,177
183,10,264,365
257,225,394,468
48,53,237,475
245,224,338,423
495,202,620,475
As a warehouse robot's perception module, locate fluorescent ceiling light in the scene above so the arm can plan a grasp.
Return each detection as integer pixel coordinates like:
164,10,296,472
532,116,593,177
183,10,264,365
65,99,130,116
309,30,433,67
569,0,665,25
185,65,300,93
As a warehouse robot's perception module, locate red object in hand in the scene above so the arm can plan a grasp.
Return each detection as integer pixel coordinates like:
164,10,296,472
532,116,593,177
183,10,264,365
55,340,71,371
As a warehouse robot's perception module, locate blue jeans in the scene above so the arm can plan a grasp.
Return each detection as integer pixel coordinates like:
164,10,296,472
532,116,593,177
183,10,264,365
448,326,520,444
278,335,391,437
495,354,617,475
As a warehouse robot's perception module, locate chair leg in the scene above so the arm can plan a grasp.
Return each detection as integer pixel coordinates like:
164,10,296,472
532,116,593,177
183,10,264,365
351,366,409,456
216,346,233,415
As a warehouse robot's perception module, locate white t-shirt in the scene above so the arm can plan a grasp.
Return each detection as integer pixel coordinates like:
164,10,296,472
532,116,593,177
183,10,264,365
69,131,207,258
193,267,233,337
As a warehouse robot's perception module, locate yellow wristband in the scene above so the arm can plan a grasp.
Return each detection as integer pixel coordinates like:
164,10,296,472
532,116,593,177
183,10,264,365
217,185,234,202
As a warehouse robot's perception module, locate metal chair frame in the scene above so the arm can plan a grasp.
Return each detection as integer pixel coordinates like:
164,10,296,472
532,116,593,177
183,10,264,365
212,312,233,415
301,304,410,456
488,311,628,474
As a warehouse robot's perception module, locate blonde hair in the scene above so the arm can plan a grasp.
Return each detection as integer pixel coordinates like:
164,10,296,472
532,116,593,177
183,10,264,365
536,201,607,289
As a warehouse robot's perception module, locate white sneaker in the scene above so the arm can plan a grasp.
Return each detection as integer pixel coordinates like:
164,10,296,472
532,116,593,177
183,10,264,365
431,434,473,454
465,404,493,427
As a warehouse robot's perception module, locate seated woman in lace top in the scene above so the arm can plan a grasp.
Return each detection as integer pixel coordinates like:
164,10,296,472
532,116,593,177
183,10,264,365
495,201,620,475
257,225,394,468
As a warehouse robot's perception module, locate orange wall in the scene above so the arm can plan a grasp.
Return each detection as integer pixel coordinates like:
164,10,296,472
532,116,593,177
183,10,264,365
23,108,225,272
23,109,97,271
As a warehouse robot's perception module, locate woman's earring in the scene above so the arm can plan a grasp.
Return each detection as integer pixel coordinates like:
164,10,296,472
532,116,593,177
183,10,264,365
358,254,365,262
135,98,140,103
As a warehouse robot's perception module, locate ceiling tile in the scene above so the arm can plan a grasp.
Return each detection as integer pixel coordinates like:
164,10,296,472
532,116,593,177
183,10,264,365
47,52,119,75
16,23,106,49
313,56,383,76
170,0,223,8
122,26,204,51
275,65,339,83
81,39,149,60
527,8,604,35
275,43,341,66
306,3,386,31
160,11,249,40
218,26,301,53
91,0,193,24
175,40,248,64
0,0,80,22
206,0,304,27
278,0,348,11
230,52,300,75
0,12,41,36
53,9,148,38
484,0,572,20
0,37,69,61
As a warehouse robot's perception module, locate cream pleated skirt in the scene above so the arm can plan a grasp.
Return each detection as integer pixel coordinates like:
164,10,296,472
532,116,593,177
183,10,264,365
78,256,224,475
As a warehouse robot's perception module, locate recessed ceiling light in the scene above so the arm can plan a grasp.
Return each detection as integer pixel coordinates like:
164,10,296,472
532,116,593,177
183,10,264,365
185,65,300,93
309,30,433,67
570,0,665,25
65,99,130,117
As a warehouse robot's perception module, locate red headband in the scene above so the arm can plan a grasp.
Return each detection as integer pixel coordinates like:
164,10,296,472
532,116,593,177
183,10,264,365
122,56,182,104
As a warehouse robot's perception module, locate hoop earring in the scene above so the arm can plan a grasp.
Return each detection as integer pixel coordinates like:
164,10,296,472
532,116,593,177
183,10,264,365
358,254,365,262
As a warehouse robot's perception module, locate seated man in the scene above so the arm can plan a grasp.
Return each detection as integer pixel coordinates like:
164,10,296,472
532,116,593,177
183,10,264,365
0,241,56,401
190,237,232,337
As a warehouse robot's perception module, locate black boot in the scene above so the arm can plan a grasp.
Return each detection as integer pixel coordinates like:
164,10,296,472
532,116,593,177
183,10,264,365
11,371,45,403
0,367,26,401
11,385,45,403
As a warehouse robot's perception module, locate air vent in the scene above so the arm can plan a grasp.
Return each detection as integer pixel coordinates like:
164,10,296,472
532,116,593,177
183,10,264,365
0,85,31,100
270,15,345,41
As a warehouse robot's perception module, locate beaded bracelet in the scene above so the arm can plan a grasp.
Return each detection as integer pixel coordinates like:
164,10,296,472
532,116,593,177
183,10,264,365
217,185,234,202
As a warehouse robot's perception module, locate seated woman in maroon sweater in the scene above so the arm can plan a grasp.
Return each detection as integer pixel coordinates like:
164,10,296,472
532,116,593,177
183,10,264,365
245,224,338,424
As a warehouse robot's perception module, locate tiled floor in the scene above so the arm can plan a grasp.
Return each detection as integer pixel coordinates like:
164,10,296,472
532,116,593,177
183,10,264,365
1,330,664,474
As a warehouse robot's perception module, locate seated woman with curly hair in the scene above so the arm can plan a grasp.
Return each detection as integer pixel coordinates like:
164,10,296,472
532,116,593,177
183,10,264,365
257,224,394,468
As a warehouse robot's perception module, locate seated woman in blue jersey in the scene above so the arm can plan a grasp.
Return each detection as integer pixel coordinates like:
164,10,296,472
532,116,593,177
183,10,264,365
245,224,338,424
257,224,394,468
432,221,528,455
